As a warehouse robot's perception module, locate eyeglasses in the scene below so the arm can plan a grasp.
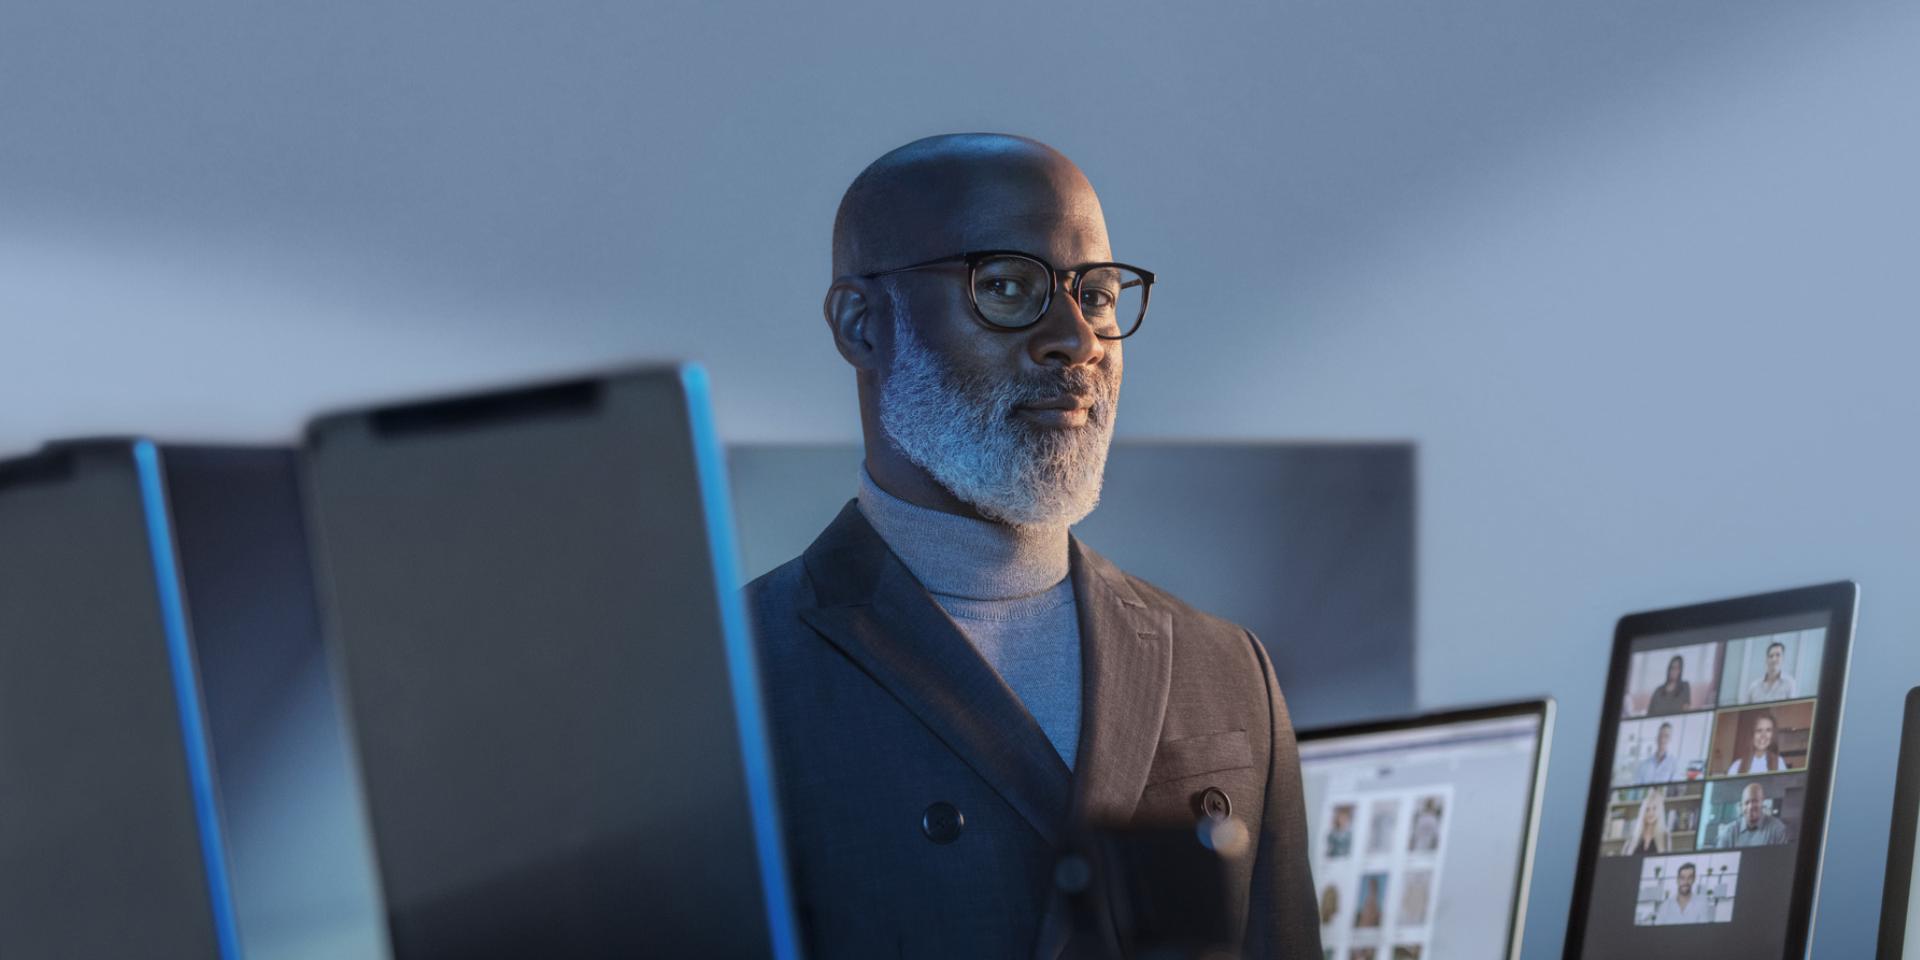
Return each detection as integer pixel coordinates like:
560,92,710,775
862,250,1154,340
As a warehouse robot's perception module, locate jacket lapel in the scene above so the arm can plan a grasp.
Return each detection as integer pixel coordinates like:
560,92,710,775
797,502,1072,847
1065,538,1173,824
1033,538,1176,959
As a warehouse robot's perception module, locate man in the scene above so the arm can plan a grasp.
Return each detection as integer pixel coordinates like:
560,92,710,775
1653,862,1713,924
1745,640,1799,703
1633,722,1680,785
745,134,1320,957
1712,782,1791,848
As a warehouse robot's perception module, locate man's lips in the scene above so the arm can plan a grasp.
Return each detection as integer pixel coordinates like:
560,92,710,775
1017,394,1093,412
1014,397,1093,427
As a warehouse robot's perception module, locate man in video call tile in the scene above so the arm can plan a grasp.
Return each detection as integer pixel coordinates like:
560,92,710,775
1655,862,1713,925
1635,722,1680,784
745,134,1320,958
1744,641,1799,704
1647,656,1693,716
1713,783,1791,848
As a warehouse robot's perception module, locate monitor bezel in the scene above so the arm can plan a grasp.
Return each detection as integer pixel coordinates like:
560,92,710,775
1561,581,1857,959
1298,696,1555,960
1875,686,1920,958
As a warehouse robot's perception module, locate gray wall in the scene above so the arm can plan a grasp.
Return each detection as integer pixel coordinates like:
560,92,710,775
4,1,1917,956
730,443,1416,730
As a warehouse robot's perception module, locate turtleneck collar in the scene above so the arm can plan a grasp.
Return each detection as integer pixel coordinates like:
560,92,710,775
855,465,1070,601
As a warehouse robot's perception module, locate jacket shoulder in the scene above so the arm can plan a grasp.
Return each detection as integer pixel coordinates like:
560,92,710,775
1115,568,1253,644
742,555,815,652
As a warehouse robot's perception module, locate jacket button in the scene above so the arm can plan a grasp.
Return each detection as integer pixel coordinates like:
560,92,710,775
1199,786,1232,822
923,802,964,844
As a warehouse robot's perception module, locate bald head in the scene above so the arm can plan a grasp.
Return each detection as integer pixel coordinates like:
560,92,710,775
831,134,1109,278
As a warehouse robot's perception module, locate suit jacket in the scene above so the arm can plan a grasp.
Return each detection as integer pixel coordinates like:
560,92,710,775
745,502,1321,958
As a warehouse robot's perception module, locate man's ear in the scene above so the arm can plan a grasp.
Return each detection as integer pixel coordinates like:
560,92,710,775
823,279,882,371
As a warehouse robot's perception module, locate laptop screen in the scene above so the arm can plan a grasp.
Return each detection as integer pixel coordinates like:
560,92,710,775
1299,708,1549,960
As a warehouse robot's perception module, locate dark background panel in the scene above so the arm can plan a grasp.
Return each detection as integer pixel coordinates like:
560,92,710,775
728,442,1416,729
163,447,388,960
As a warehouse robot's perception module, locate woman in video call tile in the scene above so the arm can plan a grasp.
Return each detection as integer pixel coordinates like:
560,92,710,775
1647,655,1694,716
1724,712,1791,775
1629,788,1671,855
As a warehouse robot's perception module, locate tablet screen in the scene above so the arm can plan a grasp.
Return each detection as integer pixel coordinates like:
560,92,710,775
1573,612,1832,958
1907,819,1920,958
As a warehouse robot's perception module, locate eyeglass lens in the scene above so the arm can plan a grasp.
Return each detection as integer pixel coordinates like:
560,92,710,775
970,255,1146,337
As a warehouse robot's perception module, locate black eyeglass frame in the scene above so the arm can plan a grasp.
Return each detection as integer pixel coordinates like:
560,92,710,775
861,249,1155,340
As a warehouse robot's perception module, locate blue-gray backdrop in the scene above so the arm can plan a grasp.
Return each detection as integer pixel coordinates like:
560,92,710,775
4,1,1917,956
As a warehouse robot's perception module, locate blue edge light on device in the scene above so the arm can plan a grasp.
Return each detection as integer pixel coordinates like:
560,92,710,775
682,365,805,960
134,440,243,960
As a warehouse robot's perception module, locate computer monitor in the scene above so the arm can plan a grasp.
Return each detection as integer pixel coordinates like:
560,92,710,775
1298,699,1554,960
0,441,240,960
303,365,798,958
1,440,388,959
1876,687,1920,958
1563,582,1856,960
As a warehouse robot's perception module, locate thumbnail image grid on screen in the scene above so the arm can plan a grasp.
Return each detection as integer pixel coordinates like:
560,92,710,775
1301,712,1543,960
1578,619,1827,958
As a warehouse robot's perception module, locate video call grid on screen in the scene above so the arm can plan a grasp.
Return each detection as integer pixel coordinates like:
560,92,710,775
1300,711,1545,960
1573,608,1842,960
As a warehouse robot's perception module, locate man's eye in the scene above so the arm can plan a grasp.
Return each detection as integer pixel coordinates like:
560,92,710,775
979,278,1027,300
1079,289,1115,313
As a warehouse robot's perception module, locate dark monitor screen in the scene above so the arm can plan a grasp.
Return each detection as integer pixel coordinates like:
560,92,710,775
1565,582,1856,960
0,441,237,960
303,366,798,958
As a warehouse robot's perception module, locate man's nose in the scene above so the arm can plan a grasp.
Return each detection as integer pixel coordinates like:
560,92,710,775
1026,285,1106,368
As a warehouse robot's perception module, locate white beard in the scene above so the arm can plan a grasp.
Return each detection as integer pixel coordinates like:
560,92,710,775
877,285,1120,528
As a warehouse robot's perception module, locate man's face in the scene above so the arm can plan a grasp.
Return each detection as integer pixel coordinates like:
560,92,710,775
1657,724,1672,754
1767,644,1784,676
1742,785,1766,827
875,165,1122,526
1677,866,1696,896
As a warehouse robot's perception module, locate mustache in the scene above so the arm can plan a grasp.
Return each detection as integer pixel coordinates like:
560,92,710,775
1004,366,1115,406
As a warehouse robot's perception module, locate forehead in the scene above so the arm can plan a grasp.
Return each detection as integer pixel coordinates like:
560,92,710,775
890,161,1111,267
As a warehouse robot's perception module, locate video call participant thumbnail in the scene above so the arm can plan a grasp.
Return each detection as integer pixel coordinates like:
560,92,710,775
1654,862,1711,925
1612,713,1710,789
1717,629,1825,708
1632,852,1741,927
1708,702,1814,777
1622,643,1721,718
1700,774,1804,850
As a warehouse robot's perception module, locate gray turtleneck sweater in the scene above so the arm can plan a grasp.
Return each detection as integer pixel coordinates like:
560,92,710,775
856,468,1083,769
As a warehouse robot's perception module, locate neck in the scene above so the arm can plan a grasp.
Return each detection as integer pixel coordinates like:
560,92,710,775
857,464,1069,600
